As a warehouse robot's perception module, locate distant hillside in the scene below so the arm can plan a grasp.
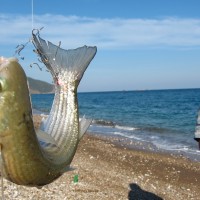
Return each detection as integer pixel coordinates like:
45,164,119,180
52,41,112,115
28,77,54,94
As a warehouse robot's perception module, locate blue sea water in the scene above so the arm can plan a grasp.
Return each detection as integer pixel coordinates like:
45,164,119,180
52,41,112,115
31,89,200,159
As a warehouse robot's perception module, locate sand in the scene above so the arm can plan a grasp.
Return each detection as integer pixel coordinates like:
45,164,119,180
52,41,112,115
1,115,200,200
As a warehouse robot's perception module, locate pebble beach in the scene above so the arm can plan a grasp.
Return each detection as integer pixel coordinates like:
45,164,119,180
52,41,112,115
1,115,200,200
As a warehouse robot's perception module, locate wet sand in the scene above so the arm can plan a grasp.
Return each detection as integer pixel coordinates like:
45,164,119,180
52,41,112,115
2,115,200,199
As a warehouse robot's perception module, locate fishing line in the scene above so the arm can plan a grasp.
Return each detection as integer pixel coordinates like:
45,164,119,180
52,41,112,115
15,1,47,71
31,0,34,29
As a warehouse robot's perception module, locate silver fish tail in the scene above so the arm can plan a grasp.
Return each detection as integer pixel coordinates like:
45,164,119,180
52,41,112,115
32,33,97,164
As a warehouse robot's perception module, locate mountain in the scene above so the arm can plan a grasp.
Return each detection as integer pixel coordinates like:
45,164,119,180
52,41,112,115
27,77,54,94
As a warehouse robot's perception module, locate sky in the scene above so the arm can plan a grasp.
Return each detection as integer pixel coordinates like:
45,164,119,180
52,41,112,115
0,0,200,92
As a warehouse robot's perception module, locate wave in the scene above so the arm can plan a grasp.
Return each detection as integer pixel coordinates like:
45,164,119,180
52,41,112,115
92,119,179,137
140,126,182,135
115,125,138,131
113,131,143,141
32,108,50,115
92,119,139,130
92,119,116,127
32,108,45,115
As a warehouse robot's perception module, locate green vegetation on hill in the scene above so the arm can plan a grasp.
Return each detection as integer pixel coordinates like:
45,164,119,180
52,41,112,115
27,77,54,94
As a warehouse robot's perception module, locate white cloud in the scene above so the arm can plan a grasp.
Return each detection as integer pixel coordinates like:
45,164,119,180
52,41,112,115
0,13,200,49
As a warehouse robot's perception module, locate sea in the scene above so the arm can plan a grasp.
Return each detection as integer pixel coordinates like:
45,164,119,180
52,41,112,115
31,88,200,161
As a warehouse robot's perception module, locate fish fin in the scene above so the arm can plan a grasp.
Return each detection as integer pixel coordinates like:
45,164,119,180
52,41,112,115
60,166,76,173
32,33,97,85
39,116,47,131
36,129,57,147
39,120,45,131
79,116,92,140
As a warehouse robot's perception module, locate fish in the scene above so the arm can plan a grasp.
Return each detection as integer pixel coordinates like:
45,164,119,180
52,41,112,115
0,34,97,186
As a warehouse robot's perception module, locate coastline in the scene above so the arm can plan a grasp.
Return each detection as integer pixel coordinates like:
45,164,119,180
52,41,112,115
89,130,200,162
2,115,200,199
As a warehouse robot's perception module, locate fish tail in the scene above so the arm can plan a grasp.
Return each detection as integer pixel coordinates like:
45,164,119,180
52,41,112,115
32,33,97,86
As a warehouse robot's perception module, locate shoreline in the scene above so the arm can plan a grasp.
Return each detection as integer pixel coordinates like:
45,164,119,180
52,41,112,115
88,131,200,162
2,115,199,199
33,110,200,162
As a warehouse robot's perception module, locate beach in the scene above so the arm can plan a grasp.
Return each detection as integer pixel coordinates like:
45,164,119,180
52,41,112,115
2,115,200,199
